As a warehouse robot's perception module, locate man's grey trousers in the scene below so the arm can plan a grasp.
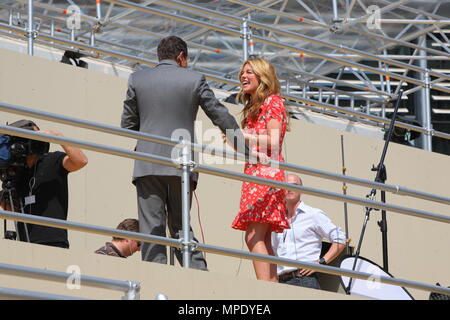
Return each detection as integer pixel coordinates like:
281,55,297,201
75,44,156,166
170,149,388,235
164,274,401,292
136,175,207,270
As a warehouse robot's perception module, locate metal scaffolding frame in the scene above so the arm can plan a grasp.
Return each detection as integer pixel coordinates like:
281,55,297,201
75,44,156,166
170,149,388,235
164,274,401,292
0,0,449,153
1,21,450,142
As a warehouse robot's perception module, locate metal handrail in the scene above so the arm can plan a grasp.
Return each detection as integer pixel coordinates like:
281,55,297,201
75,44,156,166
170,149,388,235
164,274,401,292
0,125,449,224
0,287,89,300
1,103,450,205
1,209,449,296
1,24,450,141
0,262,140,300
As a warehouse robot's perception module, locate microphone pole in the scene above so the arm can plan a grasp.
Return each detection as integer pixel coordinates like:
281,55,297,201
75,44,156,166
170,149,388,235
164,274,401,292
345,90,403,294
375,90,403,272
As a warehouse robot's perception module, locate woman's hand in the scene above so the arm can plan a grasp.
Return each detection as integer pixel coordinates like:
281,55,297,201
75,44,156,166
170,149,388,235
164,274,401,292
251,151,270,165
221,133,227,144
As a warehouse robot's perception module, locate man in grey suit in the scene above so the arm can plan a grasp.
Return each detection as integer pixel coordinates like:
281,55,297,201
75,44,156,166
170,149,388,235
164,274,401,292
121,36,247,270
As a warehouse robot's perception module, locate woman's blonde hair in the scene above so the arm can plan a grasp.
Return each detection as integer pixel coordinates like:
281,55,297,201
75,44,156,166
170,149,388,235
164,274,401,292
237,58,281,128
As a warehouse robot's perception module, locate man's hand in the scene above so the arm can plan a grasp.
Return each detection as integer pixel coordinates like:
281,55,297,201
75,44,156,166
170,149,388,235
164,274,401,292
255,151,270,165
299,242,346,276
298,262,319,276
39,129,62,137
39,129,88,172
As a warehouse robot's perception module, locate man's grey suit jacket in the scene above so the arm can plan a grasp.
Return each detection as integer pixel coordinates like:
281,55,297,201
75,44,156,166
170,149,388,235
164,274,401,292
121,59,244,183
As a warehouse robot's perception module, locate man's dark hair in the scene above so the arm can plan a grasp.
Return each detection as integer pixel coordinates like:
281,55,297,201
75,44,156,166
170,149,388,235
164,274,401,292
157,36,188,61
113,218,139,241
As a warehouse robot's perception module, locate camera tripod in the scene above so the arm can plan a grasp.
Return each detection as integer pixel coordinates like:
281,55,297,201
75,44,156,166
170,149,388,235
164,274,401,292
0,182,31,242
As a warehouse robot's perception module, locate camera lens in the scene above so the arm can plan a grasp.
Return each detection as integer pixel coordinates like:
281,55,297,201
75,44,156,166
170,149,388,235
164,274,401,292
10,142,27,156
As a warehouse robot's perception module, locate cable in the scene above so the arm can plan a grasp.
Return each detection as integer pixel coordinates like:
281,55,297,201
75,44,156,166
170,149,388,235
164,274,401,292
283,136,288,165
194,189,247,271
235,232,245,276
0,190,6,238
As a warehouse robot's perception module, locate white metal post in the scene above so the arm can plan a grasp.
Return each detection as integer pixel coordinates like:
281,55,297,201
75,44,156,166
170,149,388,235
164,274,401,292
96,0,102,21
181,142,192,268
50,19,54,37
332,0,339,22
241,18,249,61
8,9,13,34
423,71,432,151
90,31,95,46
417,35,433,151
27,0,34,56
247,14,254,57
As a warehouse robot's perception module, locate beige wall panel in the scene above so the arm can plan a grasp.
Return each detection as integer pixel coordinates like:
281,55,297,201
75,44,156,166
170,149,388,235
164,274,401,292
1,48,449,300
0,240,356,300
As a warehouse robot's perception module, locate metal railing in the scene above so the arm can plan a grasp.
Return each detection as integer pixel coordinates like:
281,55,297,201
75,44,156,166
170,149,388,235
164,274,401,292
0,262,140,300
0,101,450,297
1,209,449,297
0,125,449,224
1,102,450,206
0,287,89,300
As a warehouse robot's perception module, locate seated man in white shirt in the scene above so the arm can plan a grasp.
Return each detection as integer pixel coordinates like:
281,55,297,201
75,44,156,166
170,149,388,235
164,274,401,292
272,174,346,289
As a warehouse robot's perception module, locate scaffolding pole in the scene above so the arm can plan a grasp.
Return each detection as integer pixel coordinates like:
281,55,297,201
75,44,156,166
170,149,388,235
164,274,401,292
26,0,34,56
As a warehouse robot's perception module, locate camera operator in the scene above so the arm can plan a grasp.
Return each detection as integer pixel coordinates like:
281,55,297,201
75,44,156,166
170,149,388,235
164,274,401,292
0,120,88,248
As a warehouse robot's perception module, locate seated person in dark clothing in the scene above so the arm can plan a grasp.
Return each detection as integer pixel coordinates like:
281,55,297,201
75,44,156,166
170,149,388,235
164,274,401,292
95,218,141,258
0,119,88,249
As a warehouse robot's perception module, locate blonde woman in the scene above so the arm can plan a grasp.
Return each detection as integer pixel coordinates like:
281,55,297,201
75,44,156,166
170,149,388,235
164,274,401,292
231,58,290,281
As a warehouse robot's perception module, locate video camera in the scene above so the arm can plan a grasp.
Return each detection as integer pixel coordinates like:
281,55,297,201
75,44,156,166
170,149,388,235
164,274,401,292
0,135,49,170
0,120,49,202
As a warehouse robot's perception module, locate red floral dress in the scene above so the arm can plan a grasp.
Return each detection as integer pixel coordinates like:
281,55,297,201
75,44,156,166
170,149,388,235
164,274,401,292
231,94,290,233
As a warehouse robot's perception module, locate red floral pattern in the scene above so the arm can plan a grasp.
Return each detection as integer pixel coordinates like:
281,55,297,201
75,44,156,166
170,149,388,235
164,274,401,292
231,94,290,233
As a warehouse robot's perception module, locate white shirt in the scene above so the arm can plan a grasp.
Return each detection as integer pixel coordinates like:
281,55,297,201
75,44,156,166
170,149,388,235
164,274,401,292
272,201,346,275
